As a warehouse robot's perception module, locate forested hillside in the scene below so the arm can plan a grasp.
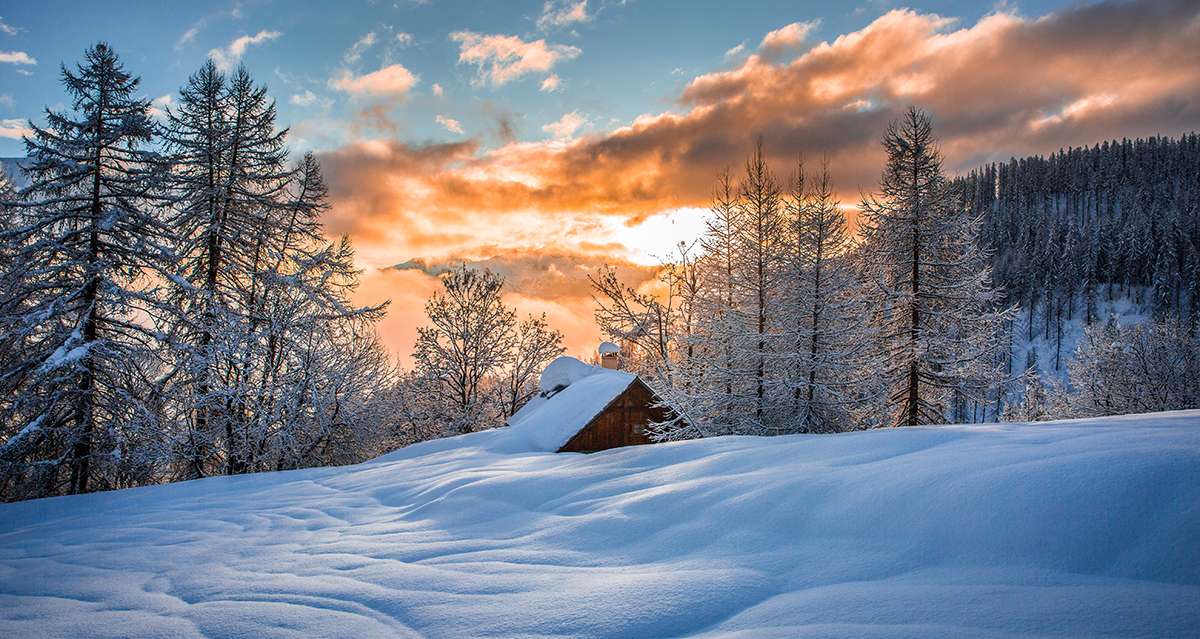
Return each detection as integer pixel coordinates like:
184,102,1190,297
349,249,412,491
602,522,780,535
960,133,1200,347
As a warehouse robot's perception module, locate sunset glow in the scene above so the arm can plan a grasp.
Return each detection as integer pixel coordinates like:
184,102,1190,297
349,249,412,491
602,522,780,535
3,0,1198,363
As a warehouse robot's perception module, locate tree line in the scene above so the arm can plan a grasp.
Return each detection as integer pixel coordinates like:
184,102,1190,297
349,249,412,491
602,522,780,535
2,44,1195,501
592,109,1200,437
0,44,399,501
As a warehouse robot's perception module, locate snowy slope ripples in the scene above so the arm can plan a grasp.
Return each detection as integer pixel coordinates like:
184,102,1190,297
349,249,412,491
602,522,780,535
2,411,1199,638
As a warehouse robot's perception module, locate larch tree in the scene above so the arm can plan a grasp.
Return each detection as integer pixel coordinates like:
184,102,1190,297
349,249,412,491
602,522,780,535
732,139,785,432
782,159,868,432
858,107,1010,427
0,43,171,496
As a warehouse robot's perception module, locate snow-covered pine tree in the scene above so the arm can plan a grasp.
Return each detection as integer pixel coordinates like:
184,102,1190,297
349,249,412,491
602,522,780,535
780,159,869,432
858,107,1011,427
161,62,293,476
0,43,171,496
731,139,785,432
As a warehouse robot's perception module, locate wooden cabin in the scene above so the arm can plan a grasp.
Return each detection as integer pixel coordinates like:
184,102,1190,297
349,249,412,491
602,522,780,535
505,352,683,453
556,376,671,452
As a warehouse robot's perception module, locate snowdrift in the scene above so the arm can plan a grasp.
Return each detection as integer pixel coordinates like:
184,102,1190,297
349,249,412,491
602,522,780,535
2,411,1199,638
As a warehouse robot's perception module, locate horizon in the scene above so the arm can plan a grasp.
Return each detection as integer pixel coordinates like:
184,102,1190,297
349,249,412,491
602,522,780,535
2,0,1198,364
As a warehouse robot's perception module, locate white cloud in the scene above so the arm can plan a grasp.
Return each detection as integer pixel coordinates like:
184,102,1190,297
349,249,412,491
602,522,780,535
0,50,36,65
148,94,173,121
436,114,464,135
330,64,418,97
542,111,585,139
0,17,18,36
344,32,377,64
177,26,200,49
450,31,579,87
759,20,818,55
724,42,746,59
431,82,445,97
539,74,561,92
289,89,333,109
207,30,281,72
0,117,31,139
537,0,591,31
395,32,414,47
0,93,13,108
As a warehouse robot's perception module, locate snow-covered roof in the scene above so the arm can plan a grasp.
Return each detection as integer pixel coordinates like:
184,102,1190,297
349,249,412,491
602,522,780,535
507,356,637,451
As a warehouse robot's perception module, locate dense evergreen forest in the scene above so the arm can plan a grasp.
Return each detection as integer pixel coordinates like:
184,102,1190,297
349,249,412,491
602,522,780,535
962,134,1200,329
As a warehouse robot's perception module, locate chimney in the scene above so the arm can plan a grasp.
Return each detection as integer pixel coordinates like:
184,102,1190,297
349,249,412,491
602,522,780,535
598,341,621,370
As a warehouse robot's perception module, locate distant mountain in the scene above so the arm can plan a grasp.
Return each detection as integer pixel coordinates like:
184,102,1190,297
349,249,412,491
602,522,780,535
0,157,28,189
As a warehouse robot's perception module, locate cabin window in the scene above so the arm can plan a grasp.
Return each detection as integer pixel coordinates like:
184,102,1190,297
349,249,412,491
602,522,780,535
633,422,644,435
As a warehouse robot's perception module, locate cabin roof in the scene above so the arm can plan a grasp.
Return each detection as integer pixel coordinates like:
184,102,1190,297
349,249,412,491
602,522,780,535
506,358,637,452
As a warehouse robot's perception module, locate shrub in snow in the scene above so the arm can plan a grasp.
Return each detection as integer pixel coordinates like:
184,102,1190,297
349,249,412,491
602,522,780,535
1058,318,1200,417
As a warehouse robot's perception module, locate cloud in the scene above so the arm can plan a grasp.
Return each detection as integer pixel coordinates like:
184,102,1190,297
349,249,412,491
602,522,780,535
395,32,414,47
759,20,818,56
0,17,19,36
724,43,746,59
147,94,173,121
344,31,377,64
208,30,281,72
330,64,418,97
0,118,31,139
0,93,13,108
539,73,560,92
290,89,332,109
542,111,586,139
375,250,659,363
177,26,200,49
431,82,445,97
537,0,591,31
0,51,36,65
323,1,1200,357
450,31,580,87
436,114,464,134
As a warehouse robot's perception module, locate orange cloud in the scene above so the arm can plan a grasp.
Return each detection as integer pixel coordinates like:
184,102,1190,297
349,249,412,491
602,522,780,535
330,64,419,96
356,250,659,364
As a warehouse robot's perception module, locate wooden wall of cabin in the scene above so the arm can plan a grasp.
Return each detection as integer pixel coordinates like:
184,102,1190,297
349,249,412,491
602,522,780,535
558,381,671,453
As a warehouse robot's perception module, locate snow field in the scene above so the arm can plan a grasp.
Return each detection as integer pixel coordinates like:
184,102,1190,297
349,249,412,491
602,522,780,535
1,410,1198,638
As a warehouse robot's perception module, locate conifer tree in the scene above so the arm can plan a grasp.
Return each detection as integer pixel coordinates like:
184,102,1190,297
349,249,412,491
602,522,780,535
858,107,1010,426
732,139,784,432
780,158,867,432
0,43,170,495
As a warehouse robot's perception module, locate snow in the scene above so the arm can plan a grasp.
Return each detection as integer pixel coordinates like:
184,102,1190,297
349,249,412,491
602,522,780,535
2,411,1200,638
537,355,602,392
598,341,620,356
37,327,89,373
1013,293,1148,384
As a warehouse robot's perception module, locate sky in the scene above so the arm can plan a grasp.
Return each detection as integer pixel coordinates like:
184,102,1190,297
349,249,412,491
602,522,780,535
1,0,1198,364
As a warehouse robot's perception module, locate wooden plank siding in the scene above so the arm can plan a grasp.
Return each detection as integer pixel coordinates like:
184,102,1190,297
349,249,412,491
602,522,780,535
557,379,672,453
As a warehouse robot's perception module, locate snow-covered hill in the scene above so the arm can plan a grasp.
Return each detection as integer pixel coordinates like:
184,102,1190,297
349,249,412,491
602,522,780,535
2,412,1199,638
